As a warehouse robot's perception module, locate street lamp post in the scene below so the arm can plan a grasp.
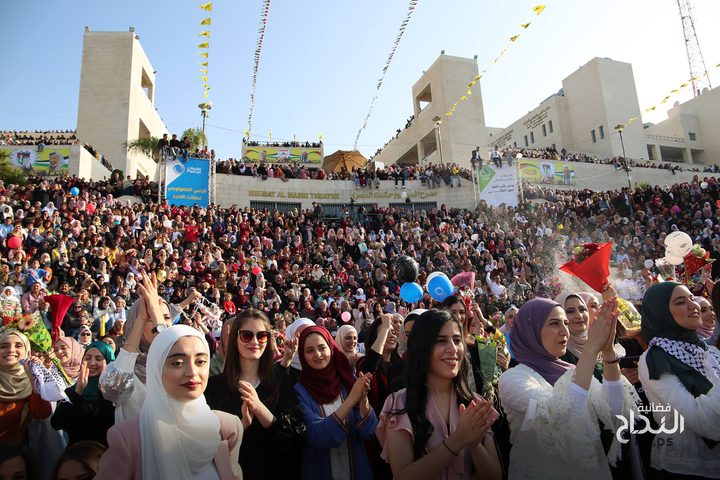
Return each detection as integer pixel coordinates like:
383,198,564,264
199,101,213,135
432,116,444,165
614,124,633,215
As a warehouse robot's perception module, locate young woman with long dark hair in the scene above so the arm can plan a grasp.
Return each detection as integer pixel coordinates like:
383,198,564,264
206,309,304,479
377,309,502,480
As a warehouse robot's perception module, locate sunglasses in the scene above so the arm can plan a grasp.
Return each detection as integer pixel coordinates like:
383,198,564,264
237,330,271,344
80,332,91,337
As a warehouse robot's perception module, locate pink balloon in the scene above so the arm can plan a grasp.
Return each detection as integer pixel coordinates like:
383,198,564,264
7,237,21,249
341,311,352,323
251,266,262,275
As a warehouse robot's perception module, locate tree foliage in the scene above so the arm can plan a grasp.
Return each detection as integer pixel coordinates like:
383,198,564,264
182,127,207,150
0,150,27,185
125,136,160,162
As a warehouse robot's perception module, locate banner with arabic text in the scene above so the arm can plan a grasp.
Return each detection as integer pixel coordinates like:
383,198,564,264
243,146,323,164
518,159,576,186
165,157,210,207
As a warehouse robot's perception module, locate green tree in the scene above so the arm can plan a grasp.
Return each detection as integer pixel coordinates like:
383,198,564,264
125,136,160,163
182,127,207,150
0,150,27,185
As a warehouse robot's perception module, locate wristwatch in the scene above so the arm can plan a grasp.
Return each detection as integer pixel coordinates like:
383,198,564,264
151,323,168,335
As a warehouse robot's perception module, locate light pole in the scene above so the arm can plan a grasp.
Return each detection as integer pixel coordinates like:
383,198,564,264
614,124,633,215
432,116,444,165
199,101,213,135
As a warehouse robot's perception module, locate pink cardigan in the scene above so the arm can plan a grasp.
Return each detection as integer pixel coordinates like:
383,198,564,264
96,410,243,479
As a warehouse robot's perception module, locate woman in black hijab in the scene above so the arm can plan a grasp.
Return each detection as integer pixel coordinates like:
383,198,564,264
638,281,720,479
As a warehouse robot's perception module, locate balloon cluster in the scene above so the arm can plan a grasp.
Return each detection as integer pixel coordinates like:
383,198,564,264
395,256,422,303
663,231,692,266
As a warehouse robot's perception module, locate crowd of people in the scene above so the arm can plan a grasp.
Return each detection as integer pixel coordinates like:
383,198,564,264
243,140,323,149
216,160,473,189
0,131,77,147
0,170,717,479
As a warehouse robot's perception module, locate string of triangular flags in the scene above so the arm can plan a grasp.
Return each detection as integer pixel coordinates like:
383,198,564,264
438,5,546,125
246,0,272,139
353,0,420,150
619,61,720,130
198,1,213,99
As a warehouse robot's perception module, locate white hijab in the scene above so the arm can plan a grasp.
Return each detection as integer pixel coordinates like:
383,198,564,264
140,325,221,479
285,318,315,371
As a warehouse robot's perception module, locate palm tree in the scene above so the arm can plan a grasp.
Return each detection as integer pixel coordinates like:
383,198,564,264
125,136,160,163
182,127,207,150
0,150,27,185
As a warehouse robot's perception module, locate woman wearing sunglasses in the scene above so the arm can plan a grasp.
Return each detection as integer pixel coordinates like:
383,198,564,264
206,309,304,479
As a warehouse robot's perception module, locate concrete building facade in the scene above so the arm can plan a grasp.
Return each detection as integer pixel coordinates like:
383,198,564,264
76,28,167,179
644,85,720,165
370,55,488,170
493,58,647,160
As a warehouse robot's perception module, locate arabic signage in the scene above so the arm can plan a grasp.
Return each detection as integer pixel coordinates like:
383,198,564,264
165,157,210,207
615,403,685,445
247,189,439,201
475,165,518,207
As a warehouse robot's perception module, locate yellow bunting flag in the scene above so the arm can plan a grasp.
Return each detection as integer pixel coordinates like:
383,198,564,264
199,31,210,38
268,131,272,139
199,52,208,58
200,68,208,74
200,17,211,25
473,75,482,80
461,96,468,100
198,42,209,49
510,35,520,42
199,61,208,66
201,76,208,82
199,2,213,12
319,132,323,141
465,90,472,95
521,22,531,29
244,130,250,138
533,5,546,15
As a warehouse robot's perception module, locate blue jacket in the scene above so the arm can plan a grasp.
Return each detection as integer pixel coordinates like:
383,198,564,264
294,383,378,480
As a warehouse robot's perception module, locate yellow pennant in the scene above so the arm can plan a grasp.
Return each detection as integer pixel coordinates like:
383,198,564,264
460,95,468,100
467,81,475,87
268,131,272,139
473,75,482,80
201,76,208,82
510,35,520,42
465,89,472,95
521,22,531,29
200,61,208,66
204,90,209,98
200,68,208,74
244,130,250,138
200,17,211,25
199,31,210,38
199,2,213,12
680,82,689,88
533,5,546,15
199,52,208,58
198,42,209,49
319,132,323,140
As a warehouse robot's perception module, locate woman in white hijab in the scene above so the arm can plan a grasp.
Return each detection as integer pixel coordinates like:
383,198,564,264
96,325,244,479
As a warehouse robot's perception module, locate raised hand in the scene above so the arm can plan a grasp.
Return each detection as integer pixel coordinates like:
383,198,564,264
75,360,90,395
349,372,372,405
586,297,618,355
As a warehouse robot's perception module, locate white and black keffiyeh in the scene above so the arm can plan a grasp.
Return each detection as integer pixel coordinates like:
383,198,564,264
648,336,720,378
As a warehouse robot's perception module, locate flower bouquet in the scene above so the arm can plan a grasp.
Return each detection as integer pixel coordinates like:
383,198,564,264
474,331,507,397
683,245,714,277
2,311,72,385
559,242,612,292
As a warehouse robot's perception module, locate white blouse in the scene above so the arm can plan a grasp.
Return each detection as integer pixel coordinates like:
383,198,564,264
498,364,638,480
637,349,720,478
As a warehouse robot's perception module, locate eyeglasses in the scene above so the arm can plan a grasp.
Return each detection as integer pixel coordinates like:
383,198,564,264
80,332,91,337
237,330,270,344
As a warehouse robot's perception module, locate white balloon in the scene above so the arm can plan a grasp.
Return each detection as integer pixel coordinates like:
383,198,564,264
701,182,708,189
665,255,684,266
643,259,654,269
470,233,479,241
664,231,693,258
400,191,408,199
545,228,552,236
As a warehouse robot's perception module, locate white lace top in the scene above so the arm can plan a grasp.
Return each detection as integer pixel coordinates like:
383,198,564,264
638,349,720,478
498,364,638,480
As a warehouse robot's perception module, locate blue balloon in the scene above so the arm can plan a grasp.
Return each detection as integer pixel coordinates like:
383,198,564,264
400,282,423,303
428,275,454,302
70,187,80,196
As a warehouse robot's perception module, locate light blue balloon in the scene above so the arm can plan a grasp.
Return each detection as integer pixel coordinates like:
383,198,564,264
70,187,80,196
428,275,454,302
400,282,423,303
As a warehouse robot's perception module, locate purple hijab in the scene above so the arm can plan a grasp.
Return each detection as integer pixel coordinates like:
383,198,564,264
510,298,573,385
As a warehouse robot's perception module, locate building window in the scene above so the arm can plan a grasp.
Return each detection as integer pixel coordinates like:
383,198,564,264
599,125,605,139
548,120,554,133
689,132,697,141
530,131,535,144
591,129,597,143
524,135,528,147
542,124,547,137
